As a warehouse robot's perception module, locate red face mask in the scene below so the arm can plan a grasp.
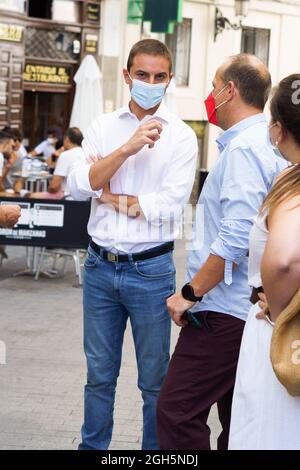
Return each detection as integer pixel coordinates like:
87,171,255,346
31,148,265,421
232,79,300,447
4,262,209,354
204,92,219,126
204,85,229,127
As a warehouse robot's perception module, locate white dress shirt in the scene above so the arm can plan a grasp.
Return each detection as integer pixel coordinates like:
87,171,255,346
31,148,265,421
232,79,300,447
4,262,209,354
34,139,55,159
54,146,85,192
5,144,27,187
68,102,198,253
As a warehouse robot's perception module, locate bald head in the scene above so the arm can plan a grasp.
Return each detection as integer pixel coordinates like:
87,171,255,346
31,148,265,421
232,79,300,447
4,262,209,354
219,53,271,110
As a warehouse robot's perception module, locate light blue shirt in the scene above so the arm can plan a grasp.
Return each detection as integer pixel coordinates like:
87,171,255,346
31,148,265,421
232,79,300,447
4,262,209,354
186,113,288,321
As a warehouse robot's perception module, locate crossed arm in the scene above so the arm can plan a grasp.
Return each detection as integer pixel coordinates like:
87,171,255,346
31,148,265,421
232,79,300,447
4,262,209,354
99,186,142,218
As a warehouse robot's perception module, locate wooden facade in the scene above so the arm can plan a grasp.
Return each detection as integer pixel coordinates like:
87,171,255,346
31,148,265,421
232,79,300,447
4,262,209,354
0,0,101,148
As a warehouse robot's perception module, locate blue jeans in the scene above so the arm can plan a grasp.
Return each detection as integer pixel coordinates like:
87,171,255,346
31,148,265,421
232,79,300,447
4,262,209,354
79,245,175,450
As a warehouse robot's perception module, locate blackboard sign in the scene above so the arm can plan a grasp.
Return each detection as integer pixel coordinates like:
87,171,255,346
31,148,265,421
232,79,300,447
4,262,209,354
0,197,91,249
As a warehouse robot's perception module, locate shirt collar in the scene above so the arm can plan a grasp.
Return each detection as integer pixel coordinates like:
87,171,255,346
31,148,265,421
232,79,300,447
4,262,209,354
216,113,267,152
117,100,171,124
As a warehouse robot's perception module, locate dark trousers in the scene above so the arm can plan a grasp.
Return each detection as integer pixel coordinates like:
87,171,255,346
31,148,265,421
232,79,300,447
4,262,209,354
157,311,245,450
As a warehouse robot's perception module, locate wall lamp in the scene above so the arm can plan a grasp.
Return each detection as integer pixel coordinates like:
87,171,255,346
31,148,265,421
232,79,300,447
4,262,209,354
214,0,250,41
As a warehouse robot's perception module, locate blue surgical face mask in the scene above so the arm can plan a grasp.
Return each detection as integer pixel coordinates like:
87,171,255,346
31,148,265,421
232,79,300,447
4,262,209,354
128,74,168,110
268,122,285,159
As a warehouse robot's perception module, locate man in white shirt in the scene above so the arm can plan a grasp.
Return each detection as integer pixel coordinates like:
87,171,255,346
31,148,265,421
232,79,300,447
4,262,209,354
29,127,59,160
1,128,27,189
0,131,20,258
30,127,85,199
69,39,198,451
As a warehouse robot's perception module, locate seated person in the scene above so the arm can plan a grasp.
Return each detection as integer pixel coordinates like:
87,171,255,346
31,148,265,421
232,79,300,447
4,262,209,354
28,127,59,160
0,132,19,259
2,127,27,191
46,139,64,174
0,131,14,193
30,127,84,200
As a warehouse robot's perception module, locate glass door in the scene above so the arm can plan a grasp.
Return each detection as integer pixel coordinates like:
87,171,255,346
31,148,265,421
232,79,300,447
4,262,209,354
23,90,71,150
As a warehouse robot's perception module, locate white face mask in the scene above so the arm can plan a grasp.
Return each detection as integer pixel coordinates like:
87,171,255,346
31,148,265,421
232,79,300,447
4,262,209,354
47,137,55,145
128,74,168,110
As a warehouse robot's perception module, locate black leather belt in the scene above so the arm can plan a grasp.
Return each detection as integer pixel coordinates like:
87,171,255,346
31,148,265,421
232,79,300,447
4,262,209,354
89,240,174,263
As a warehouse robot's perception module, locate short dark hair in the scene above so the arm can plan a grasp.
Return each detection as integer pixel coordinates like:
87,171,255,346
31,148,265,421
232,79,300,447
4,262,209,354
47,127,58,138
127,39,172,73
221,54,271,110
0,131,12,145
2,126,22,142
270,73,300,146
64,127,83,146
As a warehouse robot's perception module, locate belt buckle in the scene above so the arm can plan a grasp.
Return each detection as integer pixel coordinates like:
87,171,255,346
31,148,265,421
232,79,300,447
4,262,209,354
107,252,118,263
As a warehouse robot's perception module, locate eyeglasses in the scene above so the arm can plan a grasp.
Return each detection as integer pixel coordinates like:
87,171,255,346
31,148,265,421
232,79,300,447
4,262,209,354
182,310,203,329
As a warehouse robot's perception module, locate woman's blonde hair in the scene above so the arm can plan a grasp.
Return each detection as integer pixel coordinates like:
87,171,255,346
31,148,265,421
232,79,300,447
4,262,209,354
261,164,300,213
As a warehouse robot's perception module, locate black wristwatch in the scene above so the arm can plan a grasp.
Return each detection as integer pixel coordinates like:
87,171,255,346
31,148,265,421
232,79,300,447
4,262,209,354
181,283,203,302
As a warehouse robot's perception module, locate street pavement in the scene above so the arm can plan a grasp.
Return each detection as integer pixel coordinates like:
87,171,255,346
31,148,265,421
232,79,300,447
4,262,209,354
0,240,220,450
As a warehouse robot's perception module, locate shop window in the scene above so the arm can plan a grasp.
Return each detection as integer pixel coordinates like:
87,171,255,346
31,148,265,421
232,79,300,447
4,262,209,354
28,0,82,22
28,0,52,19
0,0,26,13
166,18,192,87
241,27,270,66
25,27,81,60
52,0,81,23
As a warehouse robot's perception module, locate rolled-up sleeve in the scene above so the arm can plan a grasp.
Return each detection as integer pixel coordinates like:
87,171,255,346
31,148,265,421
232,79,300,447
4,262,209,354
210,146,269,284
68,163,102,200
138,127,198,225
68,117,104,200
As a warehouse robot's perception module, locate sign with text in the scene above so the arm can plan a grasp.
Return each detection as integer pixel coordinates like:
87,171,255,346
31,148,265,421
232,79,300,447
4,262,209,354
23,64,72,86
0,23,23,42
87,3,100,22
0,198,90,248
84,34,98,53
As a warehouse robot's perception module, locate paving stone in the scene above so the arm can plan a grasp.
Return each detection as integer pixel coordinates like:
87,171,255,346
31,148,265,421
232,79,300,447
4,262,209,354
0,242,221,450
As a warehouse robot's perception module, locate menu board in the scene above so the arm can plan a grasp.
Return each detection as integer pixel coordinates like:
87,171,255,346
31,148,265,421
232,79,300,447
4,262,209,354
0,198,90,248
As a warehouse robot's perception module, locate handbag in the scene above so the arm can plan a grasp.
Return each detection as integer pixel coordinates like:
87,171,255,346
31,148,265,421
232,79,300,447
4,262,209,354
270,287,300,396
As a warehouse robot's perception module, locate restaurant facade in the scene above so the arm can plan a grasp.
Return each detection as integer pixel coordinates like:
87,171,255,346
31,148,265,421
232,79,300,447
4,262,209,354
0,0,101,148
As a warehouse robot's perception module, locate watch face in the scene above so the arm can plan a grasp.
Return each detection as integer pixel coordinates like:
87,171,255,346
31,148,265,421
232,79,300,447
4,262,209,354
182,283,202,302
182,283,194,300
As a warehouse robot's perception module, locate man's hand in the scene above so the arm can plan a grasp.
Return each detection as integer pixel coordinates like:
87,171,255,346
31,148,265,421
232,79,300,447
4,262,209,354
88,122,162,192
5,152,17,170
122,120,163,156
167,292,196,327
98,182,111,204
86,154,102,164
0,205,21,228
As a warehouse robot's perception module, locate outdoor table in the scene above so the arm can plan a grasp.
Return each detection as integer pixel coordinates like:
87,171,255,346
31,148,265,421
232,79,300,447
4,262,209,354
11,171,52,192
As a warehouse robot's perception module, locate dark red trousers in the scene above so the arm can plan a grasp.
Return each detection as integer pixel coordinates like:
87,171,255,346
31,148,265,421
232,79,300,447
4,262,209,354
157,311,245,450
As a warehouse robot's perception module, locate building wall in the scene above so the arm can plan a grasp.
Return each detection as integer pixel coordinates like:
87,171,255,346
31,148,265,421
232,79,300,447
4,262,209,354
0,0,101,140
100,0,300,170
202,0,300,169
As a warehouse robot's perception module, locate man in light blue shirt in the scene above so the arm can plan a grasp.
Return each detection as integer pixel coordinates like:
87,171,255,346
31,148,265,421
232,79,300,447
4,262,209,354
157,54,287,450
